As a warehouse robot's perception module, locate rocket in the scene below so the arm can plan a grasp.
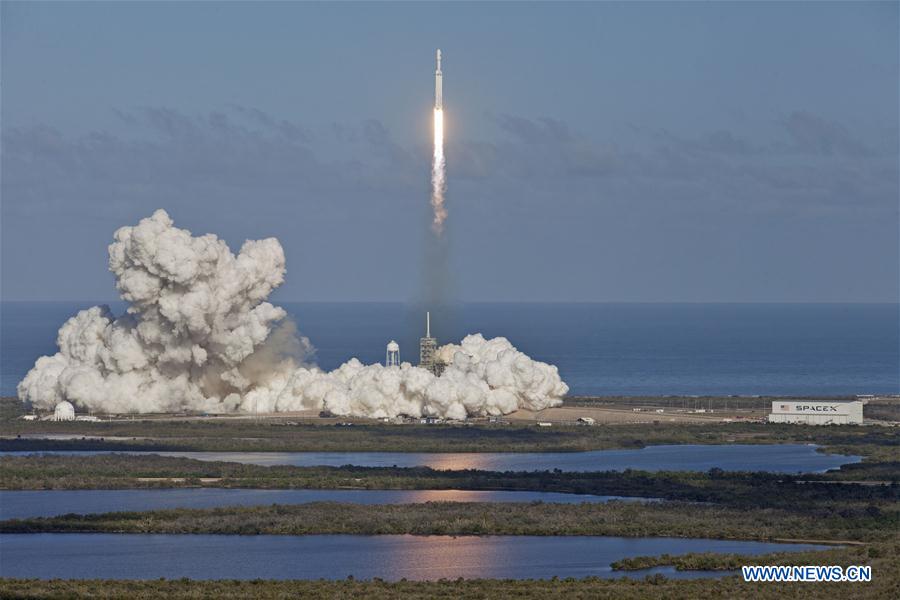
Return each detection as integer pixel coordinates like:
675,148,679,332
434,49,442,110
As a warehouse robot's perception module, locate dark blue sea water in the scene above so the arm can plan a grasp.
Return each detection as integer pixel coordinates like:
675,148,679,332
2,302,897,397
0,534,829,581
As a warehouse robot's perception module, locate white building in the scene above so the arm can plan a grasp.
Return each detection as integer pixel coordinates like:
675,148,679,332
768,400,863,425
52,401,76,421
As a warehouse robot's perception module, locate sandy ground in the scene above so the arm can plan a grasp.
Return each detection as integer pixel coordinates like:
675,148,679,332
7,404,766,426
98,410,327,422
507,405,766,425
136,477,223,483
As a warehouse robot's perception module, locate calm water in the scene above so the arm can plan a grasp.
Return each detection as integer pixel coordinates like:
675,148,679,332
2,444,861,473
0,489,654,520
2,302,897,397
0,534,829,581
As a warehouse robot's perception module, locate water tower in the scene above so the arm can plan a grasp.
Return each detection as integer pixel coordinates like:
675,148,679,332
386,340,400,367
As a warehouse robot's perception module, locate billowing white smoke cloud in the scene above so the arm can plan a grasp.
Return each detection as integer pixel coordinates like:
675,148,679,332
18,210,568,418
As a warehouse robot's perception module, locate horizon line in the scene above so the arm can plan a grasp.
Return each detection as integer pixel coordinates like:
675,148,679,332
2,299,898,306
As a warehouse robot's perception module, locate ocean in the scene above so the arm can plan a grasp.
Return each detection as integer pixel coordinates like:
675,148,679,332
1,302,897,397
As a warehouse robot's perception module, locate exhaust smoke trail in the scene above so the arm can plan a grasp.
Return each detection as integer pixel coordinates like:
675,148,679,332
431,107,447,235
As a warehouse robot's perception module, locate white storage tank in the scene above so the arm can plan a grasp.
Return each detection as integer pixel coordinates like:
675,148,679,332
52,401,76,421
768,400,863,425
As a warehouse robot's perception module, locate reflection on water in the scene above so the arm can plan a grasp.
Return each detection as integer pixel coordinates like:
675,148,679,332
153,444,861,473
0,534,830,581
1,444,860,473
0,489,654,520
4,443,856,473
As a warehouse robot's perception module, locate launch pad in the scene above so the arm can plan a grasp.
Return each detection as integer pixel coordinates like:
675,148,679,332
417,311,446,376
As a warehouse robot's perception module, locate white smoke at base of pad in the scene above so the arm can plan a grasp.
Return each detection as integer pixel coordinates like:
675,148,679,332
17,210,567,418
430,108,447,235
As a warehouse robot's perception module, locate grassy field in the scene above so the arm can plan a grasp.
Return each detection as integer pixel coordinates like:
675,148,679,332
2,455,898,509
3,500,897,542
567,395,900,421
12,394,896,419
610,546,874,571
2,503,897,598
3,420,899,461
3,397,898,599
566,395,798,413
5,394,897,457
4,498,896,598
2,560,898,600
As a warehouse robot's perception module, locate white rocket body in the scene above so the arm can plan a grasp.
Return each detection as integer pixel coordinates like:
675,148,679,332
435,49,442,110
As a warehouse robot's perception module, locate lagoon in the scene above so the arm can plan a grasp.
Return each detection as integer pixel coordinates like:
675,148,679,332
0,488,652,520
146,444,857,472
3,443,855,473
0,534,830,581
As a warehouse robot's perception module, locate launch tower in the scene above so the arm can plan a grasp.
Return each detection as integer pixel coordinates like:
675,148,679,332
419,312,447,376
419,312,437,370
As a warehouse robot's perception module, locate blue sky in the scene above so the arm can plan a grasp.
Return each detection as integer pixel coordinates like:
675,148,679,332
2,1,898,302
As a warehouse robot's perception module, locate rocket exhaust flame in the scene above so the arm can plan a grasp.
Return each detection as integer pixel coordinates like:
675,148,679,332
431,49,447,235
431,108,446,235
